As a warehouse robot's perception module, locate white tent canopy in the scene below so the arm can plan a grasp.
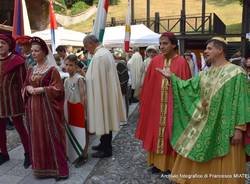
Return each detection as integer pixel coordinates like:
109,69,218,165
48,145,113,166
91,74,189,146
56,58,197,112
32,27,86,47
103,24,160,48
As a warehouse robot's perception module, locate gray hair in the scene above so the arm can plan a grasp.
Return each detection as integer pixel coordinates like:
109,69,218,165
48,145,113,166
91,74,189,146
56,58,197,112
83,34,99,45
133,47,139,52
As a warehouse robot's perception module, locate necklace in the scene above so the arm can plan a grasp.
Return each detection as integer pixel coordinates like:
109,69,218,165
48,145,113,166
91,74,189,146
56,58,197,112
33,62,49,75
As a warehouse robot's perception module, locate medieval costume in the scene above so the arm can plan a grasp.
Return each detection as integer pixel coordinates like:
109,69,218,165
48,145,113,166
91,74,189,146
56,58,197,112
0,34,30,167
22,37,68,178
16,35,36,69
64,73,87,163
113,48,129,120
127,51,144,100
170,64,250,184
86,45,126,156
136,54,191,172
140,45,159,86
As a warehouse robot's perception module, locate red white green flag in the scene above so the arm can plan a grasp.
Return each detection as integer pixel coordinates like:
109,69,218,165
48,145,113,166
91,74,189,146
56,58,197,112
92,0,109,42
124,0,131,52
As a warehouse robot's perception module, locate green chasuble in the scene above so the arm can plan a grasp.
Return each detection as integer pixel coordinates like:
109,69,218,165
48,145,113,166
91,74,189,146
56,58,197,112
170,63,250,162
245,78,250,155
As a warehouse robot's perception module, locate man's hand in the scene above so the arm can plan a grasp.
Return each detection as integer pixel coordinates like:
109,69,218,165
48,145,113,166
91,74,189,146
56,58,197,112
231,129,243,145
155,67,172,78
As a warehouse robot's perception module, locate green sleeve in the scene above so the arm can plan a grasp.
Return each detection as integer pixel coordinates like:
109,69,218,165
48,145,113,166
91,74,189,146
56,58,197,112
170,74,201,146
231,74,250,127
244,79,250,155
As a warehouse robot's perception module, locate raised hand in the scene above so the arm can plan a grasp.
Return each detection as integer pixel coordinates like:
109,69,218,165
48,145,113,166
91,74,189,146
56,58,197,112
155,67,172,78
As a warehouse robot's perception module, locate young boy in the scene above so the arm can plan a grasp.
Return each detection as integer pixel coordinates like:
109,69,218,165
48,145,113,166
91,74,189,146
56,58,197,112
64,54,88,168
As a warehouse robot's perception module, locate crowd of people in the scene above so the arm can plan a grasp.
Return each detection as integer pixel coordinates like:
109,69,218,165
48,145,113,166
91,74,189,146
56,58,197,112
0,31,250,183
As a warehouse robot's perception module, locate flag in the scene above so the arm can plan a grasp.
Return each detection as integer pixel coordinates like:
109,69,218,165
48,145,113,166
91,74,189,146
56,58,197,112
124,0,131,52
12,0,31,39
50,0,58,53
92,0,109,42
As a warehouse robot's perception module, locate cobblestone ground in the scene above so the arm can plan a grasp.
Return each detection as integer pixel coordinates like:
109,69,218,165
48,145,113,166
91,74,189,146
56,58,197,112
7,129,21,151
84,107,174,184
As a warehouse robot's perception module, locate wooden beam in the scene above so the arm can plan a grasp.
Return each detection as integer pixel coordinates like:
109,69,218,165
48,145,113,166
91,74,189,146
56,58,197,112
0,24,12,31
131,0,134,24
241,0,250,57
180,0,186,33
146,0,150,28
179,0,186,55
201,0,206,33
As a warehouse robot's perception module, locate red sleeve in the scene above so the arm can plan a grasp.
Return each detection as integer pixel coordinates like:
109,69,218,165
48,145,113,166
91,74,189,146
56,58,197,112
171,56,192,80
22,68,32,103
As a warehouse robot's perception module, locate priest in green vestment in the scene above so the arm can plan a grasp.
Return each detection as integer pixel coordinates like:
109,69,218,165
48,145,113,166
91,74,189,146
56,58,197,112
156,37,250,184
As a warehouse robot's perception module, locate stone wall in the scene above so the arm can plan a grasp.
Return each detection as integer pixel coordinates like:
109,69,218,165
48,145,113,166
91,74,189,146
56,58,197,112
0,0,49,31
26,0,49,31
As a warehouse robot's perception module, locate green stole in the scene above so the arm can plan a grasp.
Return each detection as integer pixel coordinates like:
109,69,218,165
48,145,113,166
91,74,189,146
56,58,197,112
170,63,250,162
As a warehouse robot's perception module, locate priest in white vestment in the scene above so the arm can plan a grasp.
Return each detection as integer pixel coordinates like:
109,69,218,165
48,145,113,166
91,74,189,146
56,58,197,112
83,35,126,158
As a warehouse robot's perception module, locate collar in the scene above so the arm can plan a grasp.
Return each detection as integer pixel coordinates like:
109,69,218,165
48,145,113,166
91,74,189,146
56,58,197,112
94,45,103,54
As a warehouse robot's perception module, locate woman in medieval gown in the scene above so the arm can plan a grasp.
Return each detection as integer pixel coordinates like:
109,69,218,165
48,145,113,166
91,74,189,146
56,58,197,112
22,37,68,179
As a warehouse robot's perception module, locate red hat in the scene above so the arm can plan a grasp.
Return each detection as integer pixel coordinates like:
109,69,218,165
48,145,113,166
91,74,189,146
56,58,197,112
30,36,49,55
0,34,16,51
160,32,175,39
160,32,178,46
16,36,32,45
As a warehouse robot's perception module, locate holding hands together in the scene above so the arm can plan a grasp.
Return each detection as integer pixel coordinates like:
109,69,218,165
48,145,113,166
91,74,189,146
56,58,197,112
155,67,172,78
27,86,45,95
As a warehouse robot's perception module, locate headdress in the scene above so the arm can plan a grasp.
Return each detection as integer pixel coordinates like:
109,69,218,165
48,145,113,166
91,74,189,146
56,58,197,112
30,36,49,55
160,32,177,46
0,34,16,51
210,37,228,45
113,48,125,58
146,45,159,53
16,36,32,45
160,32,175,39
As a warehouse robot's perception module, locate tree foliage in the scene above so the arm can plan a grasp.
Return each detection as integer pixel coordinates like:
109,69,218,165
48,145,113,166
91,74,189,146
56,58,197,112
207,0,242,6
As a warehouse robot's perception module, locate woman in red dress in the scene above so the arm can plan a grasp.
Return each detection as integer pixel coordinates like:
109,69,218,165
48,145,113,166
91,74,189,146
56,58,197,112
22,37,68,179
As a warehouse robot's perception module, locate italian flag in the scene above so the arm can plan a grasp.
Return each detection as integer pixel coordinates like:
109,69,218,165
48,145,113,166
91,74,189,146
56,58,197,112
124,0,131,52
92,0,109,42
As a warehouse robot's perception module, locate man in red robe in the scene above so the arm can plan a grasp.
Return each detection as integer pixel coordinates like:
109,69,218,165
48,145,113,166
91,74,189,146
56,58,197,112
135,32,191,173
0,34,30,168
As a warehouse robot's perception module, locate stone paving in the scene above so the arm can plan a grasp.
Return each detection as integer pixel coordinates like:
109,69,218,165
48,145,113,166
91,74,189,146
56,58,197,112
0,103,138,184
84,106,173,184
2,103,250,184
7,129,21,152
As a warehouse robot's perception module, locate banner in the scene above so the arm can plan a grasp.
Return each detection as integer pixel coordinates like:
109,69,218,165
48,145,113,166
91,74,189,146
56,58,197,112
92,0,109,42
50,0,58,53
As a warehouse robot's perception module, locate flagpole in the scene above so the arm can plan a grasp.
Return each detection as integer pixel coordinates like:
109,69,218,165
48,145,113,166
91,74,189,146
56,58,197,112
124,0,131,53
